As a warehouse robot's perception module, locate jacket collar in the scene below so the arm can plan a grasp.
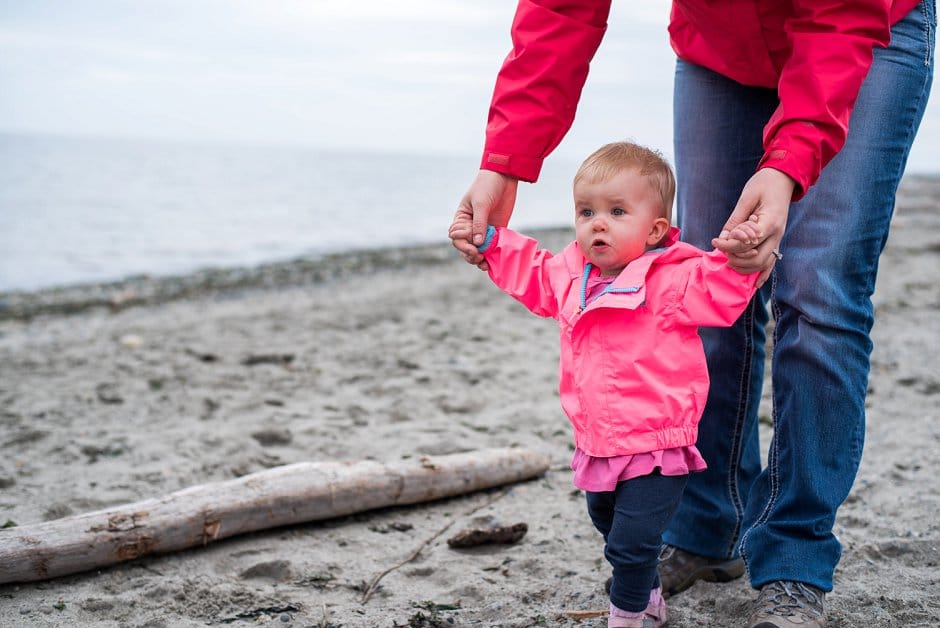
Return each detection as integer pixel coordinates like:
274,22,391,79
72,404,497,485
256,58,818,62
567,227,698,311
564,226,682,284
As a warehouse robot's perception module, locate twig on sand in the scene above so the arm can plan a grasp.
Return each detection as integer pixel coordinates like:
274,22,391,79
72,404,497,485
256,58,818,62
360,488,512,604
561,609,609,620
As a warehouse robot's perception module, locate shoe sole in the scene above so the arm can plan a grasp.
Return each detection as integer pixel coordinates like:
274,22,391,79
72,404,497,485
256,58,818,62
663,558,745,598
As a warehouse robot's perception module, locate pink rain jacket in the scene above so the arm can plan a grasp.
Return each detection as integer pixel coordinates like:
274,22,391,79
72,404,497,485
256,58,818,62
481,226,759,457
481,0,919,198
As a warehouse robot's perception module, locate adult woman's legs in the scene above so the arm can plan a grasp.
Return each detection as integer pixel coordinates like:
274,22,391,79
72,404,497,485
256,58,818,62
739,1,935,591
665,59,776,560
666,0,935,593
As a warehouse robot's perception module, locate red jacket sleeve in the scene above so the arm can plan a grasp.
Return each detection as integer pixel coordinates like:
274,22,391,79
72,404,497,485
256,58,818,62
482,0,612,182
759,0,892,199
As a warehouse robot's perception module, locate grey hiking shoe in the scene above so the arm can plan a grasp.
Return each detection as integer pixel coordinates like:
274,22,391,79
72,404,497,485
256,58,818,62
748,580,826,627
657,544,745,598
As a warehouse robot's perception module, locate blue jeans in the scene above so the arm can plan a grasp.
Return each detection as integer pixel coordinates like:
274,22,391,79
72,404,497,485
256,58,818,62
586,472,688,612
665,1,935,592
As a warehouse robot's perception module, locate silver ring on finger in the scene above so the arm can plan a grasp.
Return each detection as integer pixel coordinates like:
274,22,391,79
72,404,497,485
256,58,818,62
772,248,783,261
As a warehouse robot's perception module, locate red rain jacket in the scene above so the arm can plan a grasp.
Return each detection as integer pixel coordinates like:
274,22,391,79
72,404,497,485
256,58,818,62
480,0,919,198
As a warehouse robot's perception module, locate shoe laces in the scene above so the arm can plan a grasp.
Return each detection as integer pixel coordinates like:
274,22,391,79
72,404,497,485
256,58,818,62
757,581,824,618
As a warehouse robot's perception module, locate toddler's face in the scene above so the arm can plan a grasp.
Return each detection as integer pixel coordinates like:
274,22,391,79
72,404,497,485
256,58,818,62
574,168,669,277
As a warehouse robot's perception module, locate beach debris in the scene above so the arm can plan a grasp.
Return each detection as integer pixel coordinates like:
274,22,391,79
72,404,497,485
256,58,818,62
217,604,300,625
369,521,414,534
95,383,124,405
200,397,220,420
562,609,609,620
447,519,528,548
0,447,550,585
360,486,516,604
117,333,144,349
293,572,337,589
80,443,125,463
400,601,462,627
241,353,295,366
250,428,293,447
3,428,48,448
108,288,138,311
185,347,219,362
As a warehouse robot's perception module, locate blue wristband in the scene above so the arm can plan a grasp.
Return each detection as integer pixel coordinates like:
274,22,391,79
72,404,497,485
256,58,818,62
477,225,497,253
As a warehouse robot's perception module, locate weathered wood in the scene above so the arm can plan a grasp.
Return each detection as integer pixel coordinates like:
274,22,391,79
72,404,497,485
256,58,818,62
0,447,550,584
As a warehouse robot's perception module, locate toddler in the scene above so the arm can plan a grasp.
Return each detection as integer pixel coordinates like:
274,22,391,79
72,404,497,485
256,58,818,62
449,142,760,627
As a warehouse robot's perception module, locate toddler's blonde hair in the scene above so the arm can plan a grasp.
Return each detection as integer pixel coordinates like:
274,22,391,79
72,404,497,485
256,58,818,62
574,141,676,223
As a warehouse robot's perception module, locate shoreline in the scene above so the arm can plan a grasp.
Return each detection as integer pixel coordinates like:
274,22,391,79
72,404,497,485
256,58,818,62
4,172,938,322
0,227,572,321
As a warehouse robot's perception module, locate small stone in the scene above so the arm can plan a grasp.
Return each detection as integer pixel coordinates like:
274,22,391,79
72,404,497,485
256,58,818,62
279,613,291,622
250,429,293,447
95,383,124,405
118,334,144,349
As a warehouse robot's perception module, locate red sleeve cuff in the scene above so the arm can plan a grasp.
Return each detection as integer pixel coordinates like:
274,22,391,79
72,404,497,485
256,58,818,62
757,151,810,202
480,151,544,183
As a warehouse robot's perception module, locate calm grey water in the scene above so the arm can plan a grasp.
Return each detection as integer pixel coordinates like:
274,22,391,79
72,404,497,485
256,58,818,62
0,133,577,293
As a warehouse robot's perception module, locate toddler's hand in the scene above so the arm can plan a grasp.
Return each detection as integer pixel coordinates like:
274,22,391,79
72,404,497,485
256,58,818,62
448,215,473,243
448,213,489,270
717,214,762,248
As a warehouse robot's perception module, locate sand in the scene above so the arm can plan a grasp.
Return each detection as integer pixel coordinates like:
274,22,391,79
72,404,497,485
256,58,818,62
1,176,938,627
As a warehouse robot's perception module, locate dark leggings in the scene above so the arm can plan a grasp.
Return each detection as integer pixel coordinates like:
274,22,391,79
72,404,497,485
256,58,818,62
586,472,689,611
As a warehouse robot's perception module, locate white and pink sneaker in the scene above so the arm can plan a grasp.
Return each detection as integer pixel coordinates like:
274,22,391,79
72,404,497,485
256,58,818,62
608,586,669,628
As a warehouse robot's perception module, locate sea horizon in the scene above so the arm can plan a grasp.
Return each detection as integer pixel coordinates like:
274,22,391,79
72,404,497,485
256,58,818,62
3,130,938,297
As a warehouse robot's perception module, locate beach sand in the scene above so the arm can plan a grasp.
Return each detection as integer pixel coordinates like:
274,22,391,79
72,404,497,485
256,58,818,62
1,176,938,627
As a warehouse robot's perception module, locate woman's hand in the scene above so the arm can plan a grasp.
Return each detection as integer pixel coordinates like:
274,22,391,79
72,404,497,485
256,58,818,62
712,168,795,286
451,170,518,270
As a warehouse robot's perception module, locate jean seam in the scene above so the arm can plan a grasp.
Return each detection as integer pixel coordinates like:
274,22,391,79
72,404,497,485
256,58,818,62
919,0,935,65
740,271,782,572
891,1,935,197
723,300,754,557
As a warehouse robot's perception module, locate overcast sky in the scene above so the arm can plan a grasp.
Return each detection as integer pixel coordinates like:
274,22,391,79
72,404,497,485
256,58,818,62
1,0,937,172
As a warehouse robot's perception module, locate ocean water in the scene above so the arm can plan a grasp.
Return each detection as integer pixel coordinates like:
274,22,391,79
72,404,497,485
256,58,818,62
0,133,577,293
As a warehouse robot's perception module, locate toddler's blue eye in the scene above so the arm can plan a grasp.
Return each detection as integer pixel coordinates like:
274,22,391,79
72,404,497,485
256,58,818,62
579,208,594,217
612,207,625,215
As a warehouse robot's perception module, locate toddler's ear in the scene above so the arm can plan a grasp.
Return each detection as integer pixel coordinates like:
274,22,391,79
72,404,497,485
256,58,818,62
646,217,671,246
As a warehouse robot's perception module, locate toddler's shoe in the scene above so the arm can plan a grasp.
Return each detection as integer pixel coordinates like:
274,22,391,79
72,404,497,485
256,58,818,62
608,587,668,628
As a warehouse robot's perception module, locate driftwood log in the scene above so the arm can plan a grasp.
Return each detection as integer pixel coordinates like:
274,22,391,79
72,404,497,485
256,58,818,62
0,447,550,584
